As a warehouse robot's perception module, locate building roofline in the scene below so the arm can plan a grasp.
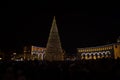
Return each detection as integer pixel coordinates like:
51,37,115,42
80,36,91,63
77,42,120,49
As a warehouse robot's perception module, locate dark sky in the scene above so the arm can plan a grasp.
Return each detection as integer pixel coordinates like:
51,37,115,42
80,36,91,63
0,1,120,54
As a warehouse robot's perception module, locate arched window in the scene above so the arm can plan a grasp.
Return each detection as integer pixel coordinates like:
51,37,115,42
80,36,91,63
91,54,94,59
87,54,90,59
103,53,106,58
81,53,85,59
106,51,111,58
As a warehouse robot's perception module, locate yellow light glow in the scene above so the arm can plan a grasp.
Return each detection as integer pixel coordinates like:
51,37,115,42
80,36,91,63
0,58,2,60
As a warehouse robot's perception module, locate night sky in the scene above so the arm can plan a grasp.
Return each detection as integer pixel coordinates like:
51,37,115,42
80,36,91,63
0,1,120,54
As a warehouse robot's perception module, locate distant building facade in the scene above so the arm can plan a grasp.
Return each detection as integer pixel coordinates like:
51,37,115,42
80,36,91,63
23,45,46,60
77,43,120,60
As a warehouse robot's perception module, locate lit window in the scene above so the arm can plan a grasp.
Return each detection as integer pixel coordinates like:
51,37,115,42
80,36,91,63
106,47,107,50
81,50,82,52
80,50,82,52
97,48,99,51
89,49,91,52
91,49,93,51
98,48,100,51
97,55,100,58
94,49,96,51
95,49,97,51
93,55,96,60
107,47,109,50
96,48,97,51
88,49,90,52
103,48,105,50
81,50,83,52
0,58,2,60
110,46,112,49
87,49,88,52
82,50,84,52
104,48,106,50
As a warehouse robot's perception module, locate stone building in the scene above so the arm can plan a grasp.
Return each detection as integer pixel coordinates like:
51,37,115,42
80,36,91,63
77,42,120,60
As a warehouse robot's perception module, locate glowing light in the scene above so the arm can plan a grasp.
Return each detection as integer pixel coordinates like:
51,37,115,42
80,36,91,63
13,53,16,55
0,58,2,60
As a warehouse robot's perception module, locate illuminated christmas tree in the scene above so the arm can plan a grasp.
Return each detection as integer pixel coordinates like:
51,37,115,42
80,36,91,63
45,16,64,61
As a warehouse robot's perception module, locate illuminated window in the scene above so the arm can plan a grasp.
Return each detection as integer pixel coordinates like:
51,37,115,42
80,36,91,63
95,48,96,51
93,55,96,60
103,48,105,50
79,50,81,52
106,47,108,50
97,55,100,58
105,47,107,50
80,50,82,52
97,48,99,51
90,49,92,52
89,55,92,59
102,48,104,50
82,49,84,52
91,49,93,51
83,50,84,52
105,47,106,50
81,50,82,52
82,50,84,52
110,46,112,49
108,47,110,49
87,49,89,52
96,48,98,51
95,48,97,51
91,49,93,52
107,47,109,50
98,48,100,51
88,49,90,52
83,50,85,52
86,49,88,52
101,48,103,50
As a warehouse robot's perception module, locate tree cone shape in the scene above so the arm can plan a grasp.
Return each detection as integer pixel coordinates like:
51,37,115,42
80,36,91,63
45,16,64,61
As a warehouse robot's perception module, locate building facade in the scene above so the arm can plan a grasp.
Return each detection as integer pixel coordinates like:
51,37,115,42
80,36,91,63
23,45,46,60
77,43,120,60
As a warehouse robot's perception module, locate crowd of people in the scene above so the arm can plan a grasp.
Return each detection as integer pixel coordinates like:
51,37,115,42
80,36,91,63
0,58,120,80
